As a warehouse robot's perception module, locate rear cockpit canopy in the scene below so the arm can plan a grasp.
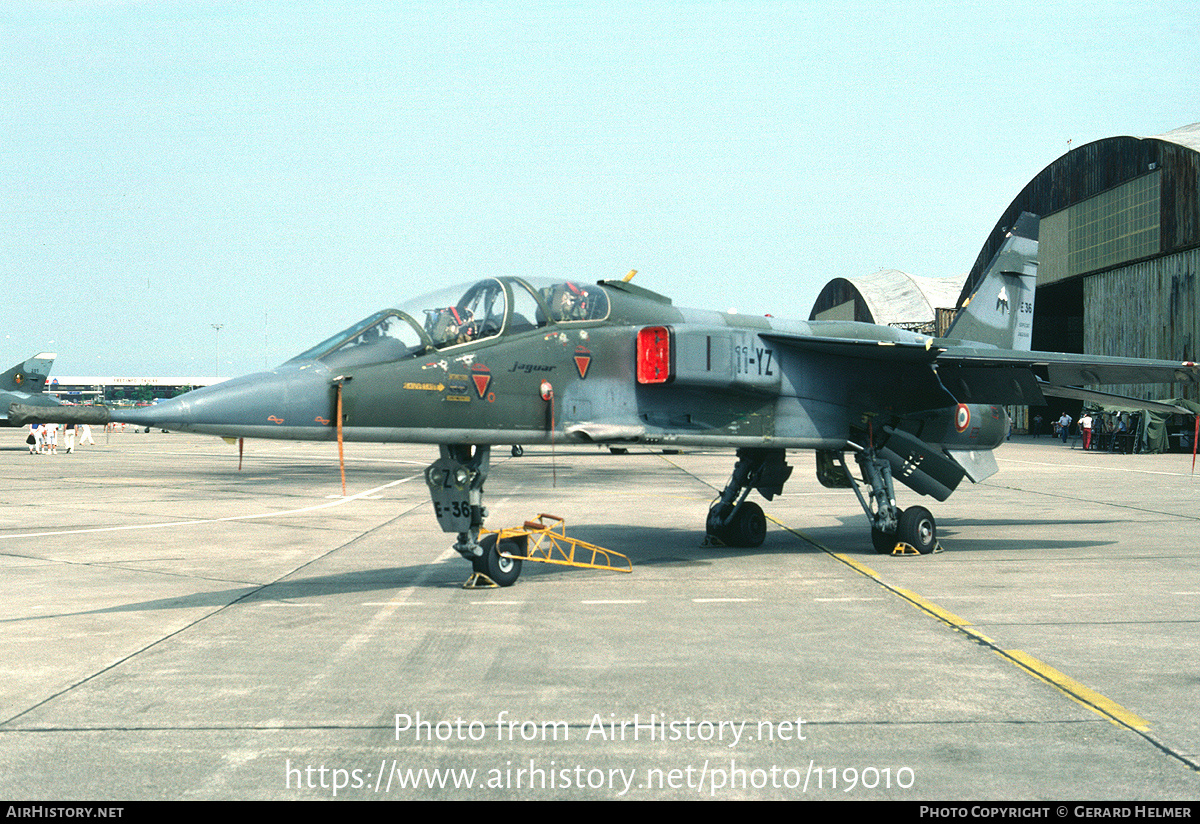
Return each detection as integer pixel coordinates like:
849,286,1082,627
288,277,609,369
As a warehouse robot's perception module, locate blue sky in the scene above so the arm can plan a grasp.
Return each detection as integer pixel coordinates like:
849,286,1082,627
3,1,1197,377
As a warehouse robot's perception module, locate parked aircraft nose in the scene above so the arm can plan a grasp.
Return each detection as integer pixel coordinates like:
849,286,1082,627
112,362,336,439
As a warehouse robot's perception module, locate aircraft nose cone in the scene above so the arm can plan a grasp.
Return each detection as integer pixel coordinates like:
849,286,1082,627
115,362,335,437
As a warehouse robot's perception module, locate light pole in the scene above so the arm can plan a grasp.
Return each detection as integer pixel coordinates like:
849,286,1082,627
211,324,224,377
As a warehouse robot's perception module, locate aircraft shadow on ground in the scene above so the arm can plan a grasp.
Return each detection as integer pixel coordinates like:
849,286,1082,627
2,513,1124,623
2,523,817,621
0,562,450,623
799,515,1122,554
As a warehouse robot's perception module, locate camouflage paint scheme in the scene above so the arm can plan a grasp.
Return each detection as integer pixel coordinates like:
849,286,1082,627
11,215,1200,581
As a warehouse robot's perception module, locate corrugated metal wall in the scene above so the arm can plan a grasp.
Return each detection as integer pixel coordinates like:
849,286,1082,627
1084,247,1200,401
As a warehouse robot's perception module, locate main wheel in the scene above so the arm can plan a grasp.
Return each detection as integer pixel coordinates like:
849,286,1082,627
708,501,766,547
728,501,766,547
897,506,938,554
705,502,731,540
871,527,897,554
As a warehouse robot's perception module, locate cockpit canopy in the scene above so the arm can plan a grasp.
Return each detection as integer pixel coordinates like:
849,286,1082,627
290,277,610,370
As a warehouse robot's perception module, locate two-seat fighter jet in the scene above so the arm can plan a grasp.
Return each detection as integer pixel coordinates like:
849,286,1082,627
13,214,1199,584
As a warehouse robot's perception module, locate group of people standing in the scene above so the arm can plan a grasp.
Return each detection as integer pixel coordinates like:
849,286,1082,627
1042,410,1131,451
26,422,95,454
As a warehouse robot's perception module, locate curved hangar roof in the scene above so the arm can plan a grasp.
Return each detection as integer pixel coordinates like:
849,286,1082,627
957,122,1200,306
808,269,966,329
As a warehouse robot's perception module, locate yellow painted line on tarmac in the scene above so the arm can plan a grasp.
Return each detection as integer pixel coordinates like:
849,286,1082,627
767,514,1153,735
828,552,880,580
890,585,973,628
659,460,1177,757
1004,650,1150,731
959,626,999,646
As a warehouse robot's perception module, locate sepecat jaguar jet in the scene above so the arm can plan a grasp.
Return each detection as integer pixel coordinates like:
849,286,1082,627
13,213,1199,584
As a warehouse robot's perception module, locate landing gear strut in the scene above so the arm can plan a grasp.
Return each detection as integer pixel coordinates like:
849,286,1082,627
833,445,939,555
425,444,524,586
705,448,792,547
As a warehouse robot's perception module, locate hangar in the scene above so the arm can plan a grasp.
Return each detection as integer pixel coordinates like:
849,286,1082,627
808,269,965,336
810,123,1200,405
959,122,1200,402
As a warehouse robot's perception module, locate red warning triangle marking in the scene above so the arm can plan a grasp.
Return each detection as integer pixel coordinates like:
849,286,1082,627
574,350,591,379
472,372,491,398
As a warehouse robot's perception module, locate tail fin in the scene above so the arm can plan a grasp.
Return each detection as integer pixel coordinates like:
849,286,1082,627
945,212,1038,350
1,352,56,394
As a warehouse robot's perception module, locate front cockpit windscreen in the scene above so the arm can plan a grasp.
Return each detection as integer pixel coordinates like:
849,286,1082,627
288,310,426,369
288,277,609,368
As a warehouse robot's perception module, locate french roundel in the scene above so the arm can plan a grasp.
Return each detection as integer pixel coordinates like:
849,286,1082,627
955,404,971,433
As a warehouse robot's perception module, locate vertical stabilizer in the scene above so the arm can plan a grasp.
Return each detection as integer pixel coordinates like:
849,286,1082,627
1,352,59,424
946,213,1038,350
1,352,56,394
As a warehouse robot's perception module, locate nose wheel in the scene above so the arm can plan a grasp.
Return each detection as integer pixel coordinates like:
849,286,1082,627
473,534,524,587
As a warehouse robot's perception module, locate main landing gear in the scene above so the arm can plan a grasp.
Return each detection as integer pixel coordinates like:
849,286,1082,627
705,448,793,547
425,444,524,586
824,445,940,555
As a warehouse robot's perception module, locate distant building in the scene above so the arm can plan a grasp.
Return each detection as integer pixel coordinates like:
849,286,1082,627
46,376,226,404
809,123,1200,407
808,269,965,336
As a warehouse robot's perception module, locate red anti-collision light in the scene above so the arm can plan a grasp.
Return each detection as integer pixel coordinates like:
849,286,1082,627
637,326,673,384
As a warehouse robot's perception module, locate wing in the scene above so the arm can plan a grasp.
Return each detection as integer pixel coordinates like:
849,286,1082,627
935,345,1200,407
764,332,1200,412
760,332,957,415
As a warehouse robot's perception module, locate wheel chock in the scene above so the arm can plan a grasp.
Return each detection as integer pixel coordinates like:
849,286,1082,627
890,541,944,556
463,572,500,589
701,533,726,548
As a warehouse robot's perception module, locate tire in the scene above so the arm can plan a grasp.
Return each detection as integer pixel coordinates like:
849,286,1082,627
706,501,766,548
871,527,897,554
484,538,524,586
705,502,731,538
730,501,766,547
897,506,938,554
